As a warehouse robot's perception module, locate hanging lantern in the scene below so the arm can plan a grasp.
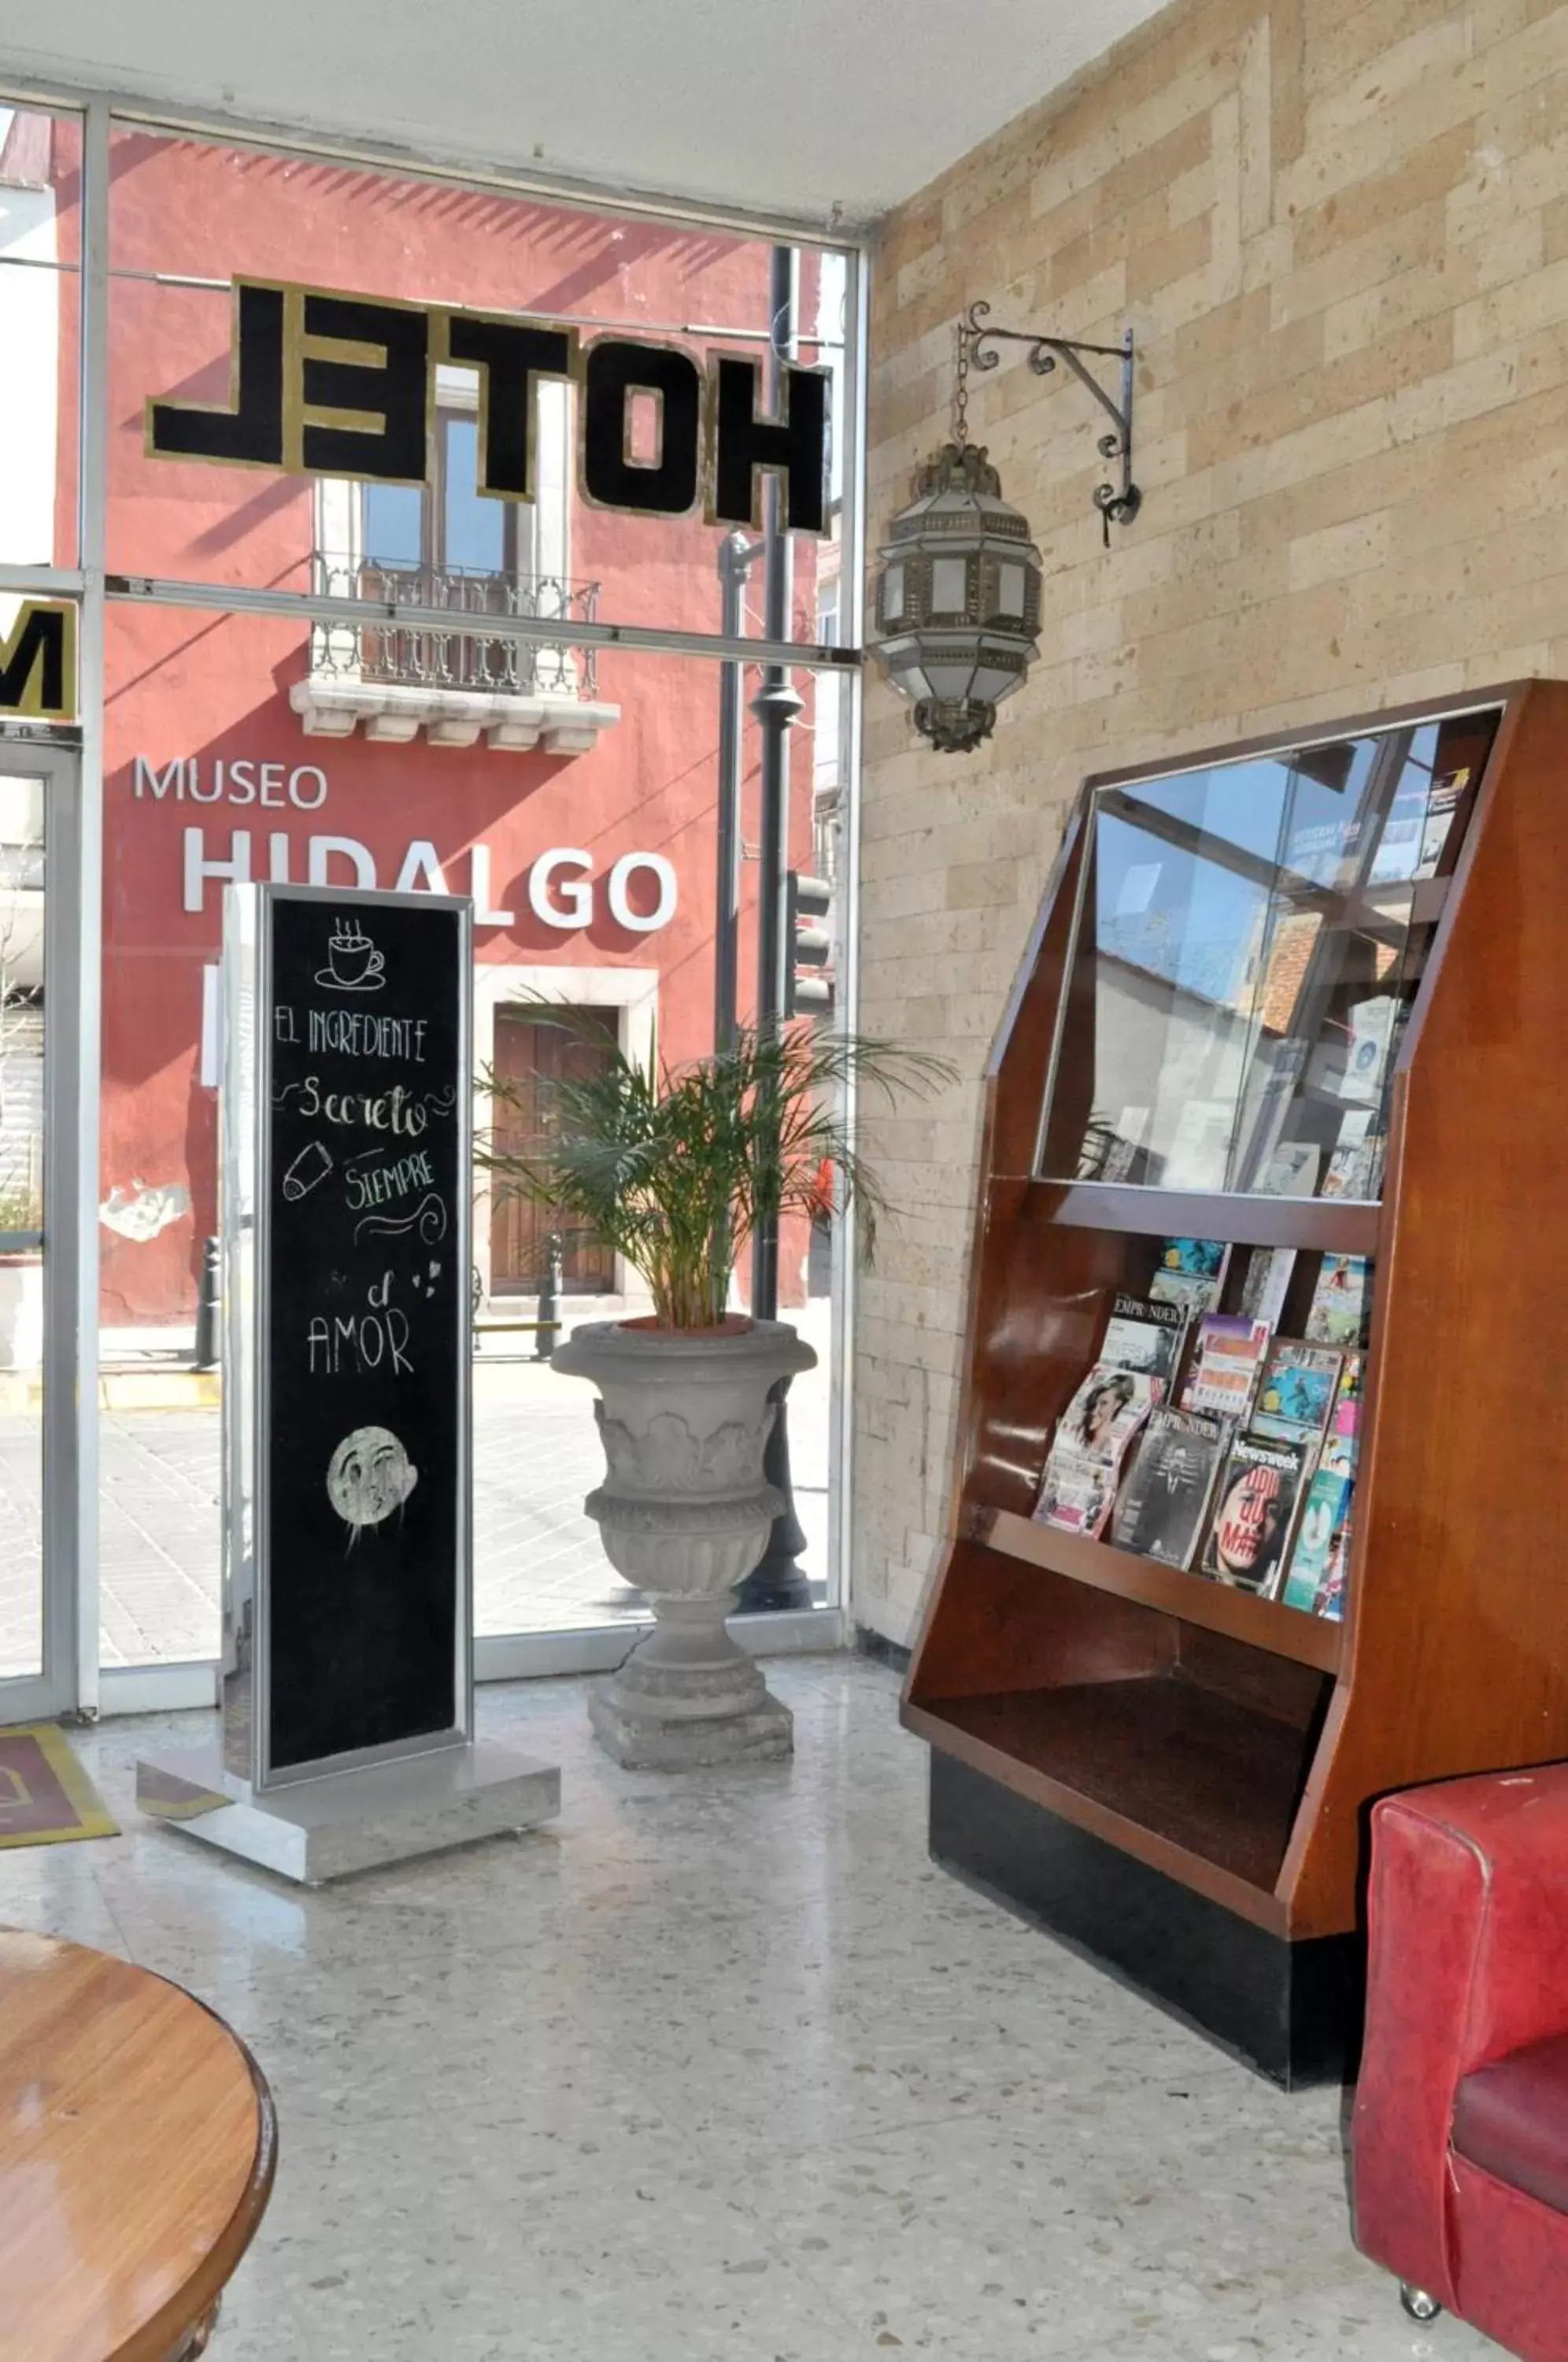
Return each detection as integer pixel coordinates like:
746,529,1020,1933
870,306,1140,756
870,437,1043,755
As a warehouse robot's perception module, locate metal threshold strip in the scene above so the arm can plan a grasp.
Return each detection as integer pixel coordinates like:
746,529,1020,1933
105,573,862,673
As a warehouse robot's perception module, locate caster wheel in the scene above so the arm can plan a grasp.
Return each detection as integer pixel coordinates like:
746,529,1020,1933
1400,2285,1443,2323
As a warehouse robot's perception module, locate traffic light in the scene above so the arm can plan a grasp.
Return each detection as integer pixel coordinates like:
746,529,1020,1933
785,871,834,1016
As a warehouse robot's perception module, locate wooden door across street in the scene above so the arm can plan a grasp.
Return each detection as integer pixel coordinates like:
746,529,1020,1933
488,1005,619,1294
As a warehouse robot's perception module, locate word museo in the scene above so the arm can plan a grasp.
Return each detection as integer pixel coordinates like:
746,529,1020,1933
148,280,828,535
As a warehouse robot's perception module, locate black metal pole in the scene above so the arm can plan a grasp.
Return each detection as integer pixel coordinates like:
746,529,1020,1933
751,242,799,1322
714,531,753,1056
738,244,812,1616
192,1235,220,1371
534,1231,562,1363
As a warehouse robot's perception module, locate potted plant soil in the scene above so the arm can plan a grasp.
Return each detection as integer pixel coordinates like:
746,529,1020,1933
480,1014,947,1767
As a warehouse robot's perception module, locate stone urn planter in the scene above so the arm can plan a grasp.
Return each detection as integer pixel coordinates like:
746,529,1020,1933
479,1004,949,1769
553,1314,816,1768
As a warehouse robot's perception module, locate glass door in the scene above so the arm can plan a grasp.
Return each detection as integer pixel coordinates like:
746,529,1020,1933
0,740,81,1723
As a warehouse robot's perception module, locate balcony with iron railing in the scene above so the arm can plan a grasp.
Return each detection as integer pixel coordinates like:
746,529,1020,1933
290,554,621,756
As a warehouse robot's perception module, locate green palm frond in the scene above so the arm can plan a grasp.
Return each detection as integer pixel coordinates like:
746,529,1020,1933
477,1008,953,1330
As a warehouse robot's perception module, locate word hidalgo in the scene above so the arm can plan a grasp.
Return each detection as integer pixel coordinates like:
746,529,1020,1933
147,280,829,535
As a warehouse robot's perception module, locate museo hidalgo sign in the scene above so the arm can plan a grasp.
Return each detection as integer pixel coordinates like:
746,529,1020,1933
133,754,680,932
147,278,830,534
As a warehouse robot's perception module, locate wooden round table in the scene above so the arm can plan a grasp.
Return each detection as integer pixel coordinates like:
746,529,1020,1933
0,1930,277,2362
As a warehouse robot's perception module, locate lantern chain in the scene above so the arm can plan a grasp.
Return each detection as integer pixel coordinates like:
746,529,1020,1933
953,318,971,448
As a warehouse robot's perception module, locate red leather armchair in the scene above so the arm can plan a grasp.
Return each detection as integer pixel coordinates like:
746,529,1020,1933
1353,1766,1568,2360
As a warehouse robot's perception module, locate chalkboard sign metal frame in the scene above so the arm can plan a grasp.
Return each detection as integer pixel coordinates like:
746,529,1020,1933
220,881,475,1795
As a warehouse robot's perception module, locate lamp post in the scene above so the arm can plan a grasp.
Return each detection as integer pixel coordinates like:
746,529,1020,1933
713,528,758,1055
734,244,813,1615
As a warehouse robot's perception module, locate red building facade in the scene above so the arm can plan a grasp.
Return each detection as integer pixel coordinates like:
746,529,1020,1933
57,131,827,1324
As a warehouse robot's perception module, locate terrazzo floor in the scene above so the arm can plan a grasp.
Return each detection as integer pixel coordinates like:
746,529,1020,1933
2,1657,1492,2362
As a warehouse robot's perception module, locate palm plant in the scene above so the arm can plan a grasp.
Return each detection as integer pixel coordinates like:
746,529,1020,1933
479,1011,952,1331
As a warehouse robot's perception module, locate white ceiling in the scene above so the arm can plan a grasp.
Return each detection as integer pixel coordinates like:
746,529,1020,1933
0,0,1166,229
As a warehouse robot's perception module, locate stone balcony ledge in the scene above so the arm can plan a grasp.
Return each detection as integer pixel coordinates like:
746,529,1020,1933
290,676,621,755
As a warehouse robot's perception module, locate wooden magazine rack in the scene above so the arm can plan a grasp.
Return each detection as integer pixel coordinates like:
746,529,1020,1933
901,680,1568,2084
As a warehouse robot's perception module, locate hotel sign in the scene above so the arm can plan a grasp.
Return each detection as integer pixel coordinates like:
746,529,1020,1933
147,280,829,535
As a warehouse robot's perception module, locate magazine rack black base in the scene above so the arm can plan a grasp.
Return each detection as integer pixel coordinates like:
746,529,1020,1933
928,1753,1363,2088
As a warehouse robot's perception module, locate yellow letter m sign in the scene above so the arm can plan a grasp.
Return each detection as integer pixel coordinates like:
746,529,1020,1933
0,600,76,722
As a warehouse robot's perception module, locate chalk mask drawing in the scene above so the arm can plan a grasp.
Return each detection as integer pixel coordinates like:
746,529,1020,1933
326,1426,419,1545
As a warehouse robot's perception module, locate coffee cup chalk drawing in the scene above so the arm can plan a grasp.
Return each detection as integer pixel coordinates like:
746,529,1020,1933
316,914,387,994
326,1425,419,1545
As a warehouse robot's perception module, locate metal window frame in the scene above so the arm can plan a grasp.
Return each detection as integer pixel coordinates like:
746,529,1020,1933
0,737,84,1723
0,88,871,1708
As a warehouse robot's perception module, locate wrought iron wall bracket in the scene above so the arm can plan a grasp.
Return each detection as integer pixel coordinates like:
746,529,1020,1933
963,301,1142,542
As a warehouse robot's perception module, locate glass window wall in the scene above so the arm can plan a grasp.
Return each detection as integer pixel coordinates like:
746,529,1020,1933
0,98,861,1697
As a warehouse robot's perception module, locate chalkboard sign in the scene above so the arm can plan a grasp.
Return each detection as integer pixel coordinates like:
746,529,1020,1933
234,885,472,1785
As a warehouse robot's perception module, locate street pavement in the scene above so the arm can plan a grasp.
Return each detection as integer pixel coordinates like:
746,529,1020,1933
0,1301,834,1677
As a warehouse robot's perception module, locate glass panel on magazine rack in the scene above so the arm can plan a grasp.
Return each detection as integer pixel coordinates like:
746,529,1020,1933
1038,708,1503,1198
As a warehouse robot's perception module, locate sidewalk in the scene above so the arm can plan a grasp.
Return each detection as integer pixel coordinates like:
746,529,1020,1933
1,1301,834,1675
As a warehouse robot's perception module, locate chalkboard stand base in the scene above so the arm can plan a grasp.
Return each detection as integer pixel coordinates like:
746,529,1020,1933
135,1738,561,1886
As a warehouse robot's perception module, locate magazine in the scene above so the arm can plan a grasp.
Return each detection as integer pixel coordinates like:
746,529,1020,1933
1111,1409,1227,1568
1318,1512,1351,1619
1320,1354,1362,1479
1180,1314,1271,1421
1100,1105,1152,1183
1369,766,1430,883
1305,1254,1370,1348
1160,1097,1233,1192
1150,1237,1230,1319
1415,765,1471,880
1342,995,1399,1105
1034,1367,1159,1538
1280,1466,1352,1611
1258,1141,1322,1198
1251,1340,1342,1446
1286,813,1359,888
1100,1290,1187,1383
1239,1246,1297,1331
1236,1035,1311,1188
1200,1433,1311,1594
1321,1131,1386,1201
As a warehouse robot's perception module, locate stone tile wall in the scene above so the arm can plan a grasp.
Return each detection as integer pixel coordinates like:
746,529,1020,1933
855,0,1568,1644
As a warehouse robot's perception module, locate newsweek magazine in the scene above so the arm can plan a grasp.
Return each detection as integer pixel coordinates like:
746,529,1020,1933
1111,1408,1227,1568
1199,1432,1311,1594
1034,1366,1160,1539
